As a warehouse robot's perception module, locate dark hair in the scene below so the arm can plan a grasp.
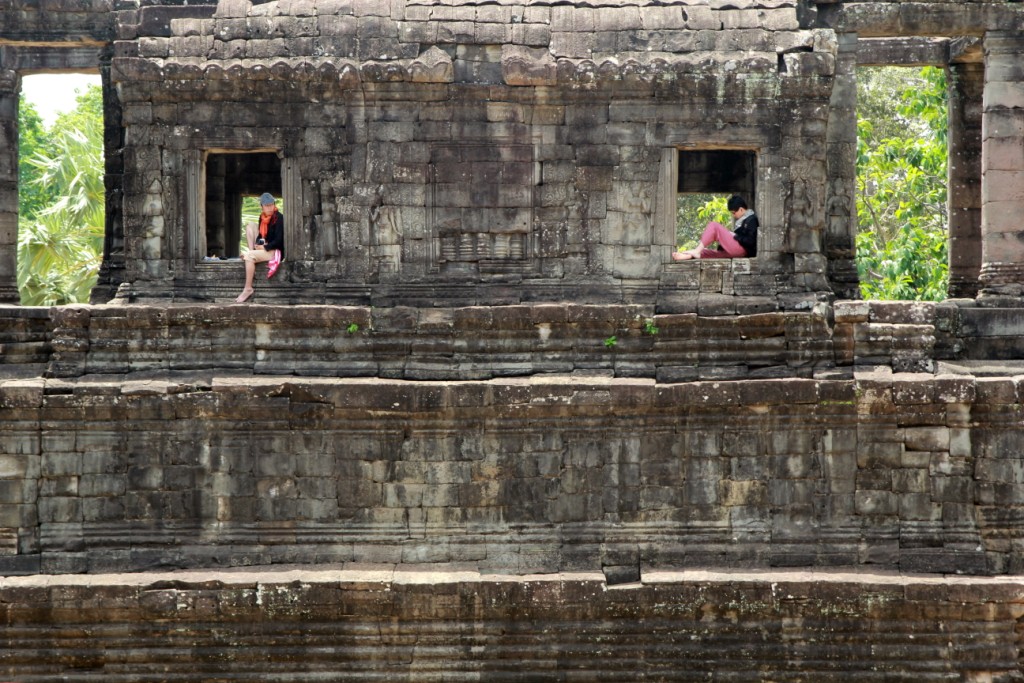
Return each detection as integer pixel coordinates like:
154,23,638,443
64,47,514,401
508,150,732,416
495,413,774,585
727,195,748,212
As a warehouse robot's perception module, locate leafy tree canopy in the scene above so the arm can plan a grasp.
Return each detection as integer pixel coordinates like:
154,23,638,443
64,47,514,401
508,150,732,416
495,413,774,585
17,83,105,306
856,66,948,301
17,98,54,219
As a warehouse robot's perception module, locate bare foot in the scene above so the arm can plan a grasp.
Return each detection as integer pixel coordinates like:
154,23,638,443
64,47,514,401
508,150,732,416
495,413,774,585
235,288,254,303
673,249,700,261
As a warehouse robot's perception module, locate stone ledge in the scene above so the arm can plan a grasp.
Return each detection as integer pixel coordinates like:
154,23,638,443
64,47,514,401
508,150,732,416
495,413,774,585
3,303,839,380
1,567,1021,681
3,564,1022,588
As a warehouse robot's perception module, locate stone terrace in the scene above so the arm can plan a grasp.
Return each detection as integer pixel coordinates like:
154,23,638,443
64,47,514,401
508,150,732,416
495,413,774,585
3,1,1024,680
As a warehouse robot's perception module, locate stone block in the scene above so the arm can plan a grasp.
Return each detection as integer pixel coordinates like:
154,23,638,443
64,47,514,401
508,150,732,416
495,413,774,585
855,490,898,516
81,497,126,522
213,0,248,19
931,476,973,503
904,426,950,452
38,496,82,523
984,82,1024,116
983,140,1024,172
137,36,169,57
78,474,126,497
683,6,719,30
856,469,892,491
857,441,902,469
892,468,930,494
970,376,1011,403
891,378,934,405
949,429,972,458
833,301,869,323
759,8,800,31
983,109,1024,142
869,302,935,326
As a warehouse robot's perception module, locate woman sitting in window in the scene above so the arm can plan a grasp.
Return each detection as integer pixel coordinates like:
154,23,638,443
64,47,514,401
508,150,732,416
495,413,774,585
673,194,757,260
235,193,284,303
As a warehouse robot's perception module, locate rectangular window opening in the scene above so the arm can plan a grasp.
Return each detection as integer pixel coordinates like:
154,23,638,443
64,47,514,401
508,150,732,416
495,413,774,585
201,151,282,261
17,73,105,305
675,150,757,257
855,65,949,301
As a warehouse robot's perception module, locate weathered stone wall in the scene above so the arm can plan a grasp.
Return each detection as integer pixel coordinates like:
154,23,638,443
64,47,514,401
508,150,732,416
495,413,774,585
107,0,837,304
35,302,836,381
3,361,1023,576
3,0,1023,306
5,300,1023,381
2,569,1022,681
4,3,1024,679
0,0,113,44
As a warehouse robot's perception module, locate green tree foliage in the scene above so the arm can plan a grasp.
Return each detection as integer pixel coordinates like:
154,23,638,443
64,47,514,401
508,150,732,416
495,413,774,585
16,99,54,219
676,193,730,251
16,84,104,306
856,67,948,301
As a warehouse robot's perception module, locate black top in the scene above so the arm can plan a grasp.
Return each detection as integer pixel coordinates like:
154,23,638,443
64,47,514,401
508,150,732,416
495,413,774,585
733,211,758,257
260,211,285,259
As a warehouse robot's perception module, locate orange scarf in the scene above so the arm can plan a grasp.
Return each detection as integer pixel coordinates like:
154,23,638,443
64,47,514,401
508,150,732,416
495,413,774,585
259,208,277,240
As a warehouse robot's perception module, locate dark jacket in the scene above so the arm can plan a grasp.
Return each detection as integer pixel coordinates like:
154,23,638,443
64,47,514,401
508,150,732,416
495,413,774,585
733,210,758,257
259,211,285,258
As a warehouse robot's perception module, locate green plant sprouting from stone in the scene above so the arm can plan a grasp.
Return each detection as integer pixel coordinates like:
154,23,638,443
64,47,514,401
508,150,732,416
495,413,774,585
604,335,617,349
643,319,659,335
346,323,359,334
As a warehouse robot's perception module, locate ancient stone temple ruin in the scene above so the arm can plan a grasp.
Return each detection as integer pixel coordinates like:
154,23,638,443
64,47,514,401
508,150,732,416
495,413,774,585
2,0,1024,679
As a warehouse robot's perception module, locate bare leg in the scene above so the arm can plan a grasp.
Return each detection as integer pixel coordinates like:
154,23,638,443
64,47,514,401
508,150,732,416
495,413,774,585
673,244,706,260
235,257,256,303
244,222,257,251
235,223,261,302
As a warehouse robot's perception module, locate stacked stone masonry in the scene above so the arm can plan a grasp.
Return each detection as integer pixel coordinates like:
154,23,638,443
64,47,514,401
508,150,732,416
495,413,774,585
66,0,845,303
4,1,1024,680
1,1,1023,305
1,570,1022,682
1,367,1022,576
1,301,1024,579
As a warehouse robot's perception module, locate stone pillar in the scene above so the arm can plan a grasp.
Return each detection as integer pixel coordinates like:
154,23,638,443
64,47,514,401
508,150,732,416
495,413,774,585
205,155,226,258
92,45,126,303
225,192,242,259
0,68,20,304
824,33,859,299
979,32,1024,297
947,61,984,299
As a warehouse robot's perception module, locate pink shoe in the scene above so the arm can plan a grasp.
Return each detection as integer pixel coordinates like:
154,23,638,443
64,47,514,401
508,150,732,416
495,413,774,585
267,250,282,279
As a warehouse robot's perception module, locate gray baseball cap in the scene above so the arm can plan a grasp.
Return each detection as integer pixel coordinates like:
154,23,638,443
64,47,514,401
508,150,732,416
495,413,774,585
258,192,276,205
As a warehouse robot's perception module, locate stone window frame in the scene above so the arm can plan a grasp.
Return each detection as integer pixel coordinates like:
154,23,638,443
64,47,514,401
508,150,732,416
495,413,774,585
658,146,761,263
185,148,300,267
657,142,781,267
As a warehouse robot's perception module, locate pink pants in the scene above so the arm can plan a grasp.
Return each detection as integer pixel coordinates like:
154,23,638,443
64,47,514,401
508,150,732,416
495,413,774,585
697,222,747,259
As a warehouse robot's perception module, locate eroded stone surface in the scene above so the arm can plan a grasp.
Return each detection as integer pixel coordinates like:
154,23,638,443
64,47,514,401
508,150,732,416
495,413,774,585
3,2,1024,679
2,568,1023,681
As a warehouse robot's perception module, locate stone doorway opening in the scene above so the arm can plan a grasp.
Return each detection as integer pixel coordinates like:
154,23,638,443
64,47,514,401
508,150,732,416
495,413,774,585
15,72,104,306
201,151,282,261
854,66,949,301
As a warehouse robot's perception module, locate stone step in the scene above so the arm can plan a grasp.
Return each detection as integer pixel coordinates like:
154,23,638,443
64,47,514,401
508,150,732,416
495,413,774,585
0,568,1021,681
6,303,839,380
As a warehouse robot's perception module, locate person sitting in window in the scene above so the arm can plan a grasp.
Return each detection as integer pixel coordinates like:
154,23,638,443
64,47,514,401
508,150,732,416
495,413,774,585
235,193,284,303
673,194,758,261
